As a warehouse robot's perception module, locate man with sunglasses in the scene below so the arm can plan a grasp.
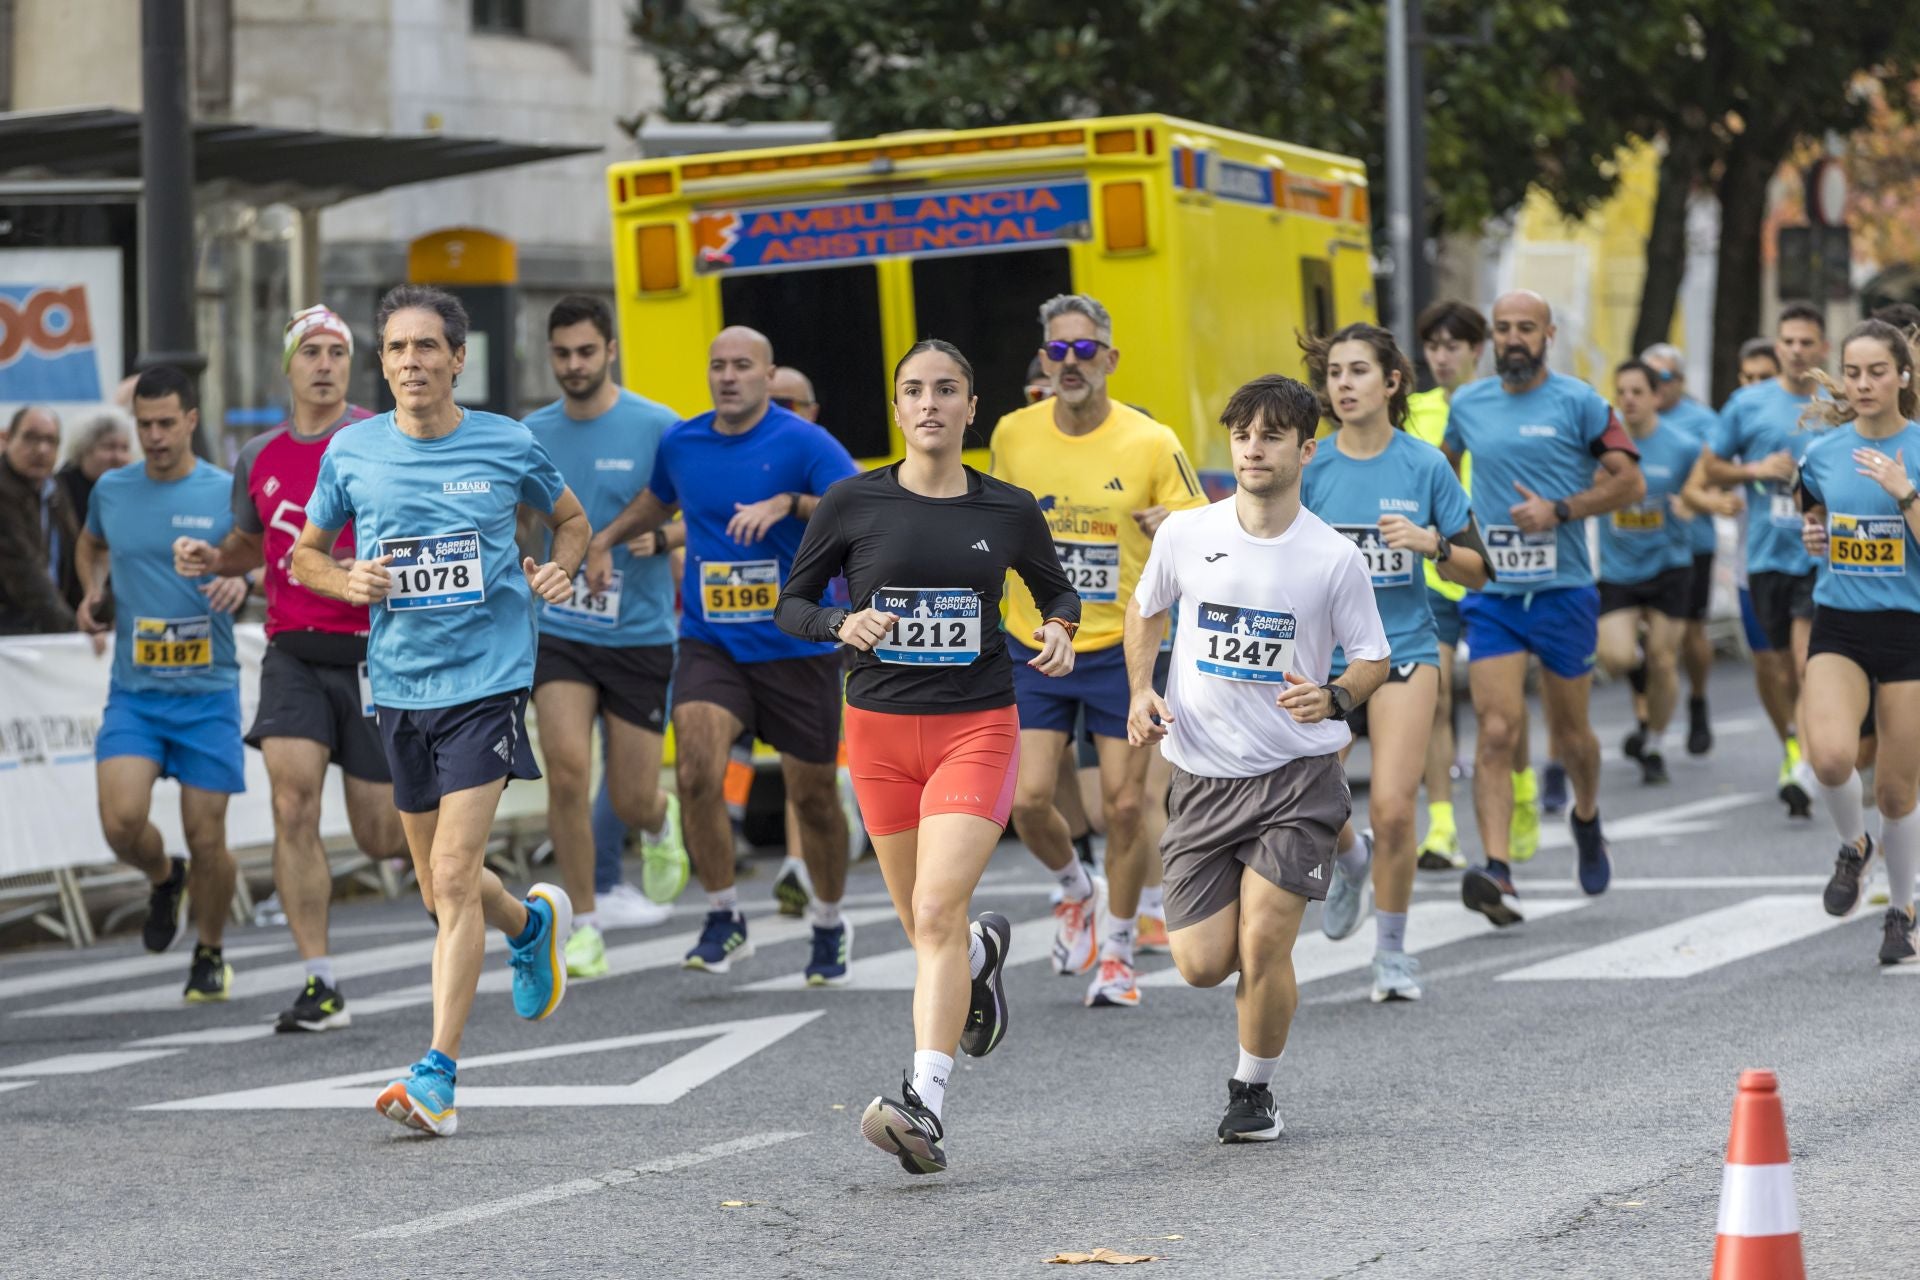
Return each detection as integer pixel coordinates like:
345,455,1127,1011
770,367,820,422
990,293,1207,1009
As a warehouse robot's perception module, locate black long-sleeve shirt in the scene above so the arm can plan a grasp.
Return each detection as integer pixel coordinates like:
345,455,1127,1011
777,463,1080,714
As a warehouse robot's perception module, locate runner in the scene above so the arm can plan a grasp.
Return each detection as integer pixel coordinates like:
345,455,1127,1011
1126,373,1388,1141
1641,342,1728,758
1693,303,1829,819
1299,324,1489,1002
524,295,685,973
1594,360,1701,787
587,326,858,983
294,285,585,1135
1443,291,1644,925
990,292,1207,1008
172,305,408,1031
76,365,248,1000
776,338,1077,1174
1793,318,1920,962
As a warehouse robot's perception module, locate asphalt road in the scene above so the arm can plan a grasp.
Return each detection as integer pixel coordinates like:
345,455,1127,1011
1,660,1912,1279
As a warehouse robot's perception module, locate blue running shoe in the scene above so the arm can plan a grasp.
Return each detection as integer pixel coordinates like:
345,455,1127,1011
376,1055,457,1136
509,882,573,1021
1320,830,1374,941
684,909,754,973
1570,813,1612,895
1541,760,1570,816
1462,862,1523,927
804,917,853,987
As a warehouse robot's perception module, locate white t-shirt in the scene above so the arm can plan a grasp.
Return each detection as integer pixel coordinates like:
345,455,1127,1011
1134,497,1390,778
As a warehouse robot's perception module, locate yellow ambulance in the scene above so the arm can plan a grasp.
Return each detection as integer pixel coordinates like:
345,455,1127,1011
606,113,1375,493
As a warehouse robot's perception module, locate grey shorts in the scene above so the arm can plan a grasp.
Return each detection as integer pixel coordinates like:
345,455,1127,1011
1160,754,1351,929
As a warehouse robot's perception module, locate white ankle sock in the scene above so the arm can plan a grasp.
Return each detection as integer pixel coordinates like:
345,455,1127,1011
708,887,739,914
910,1049,953,1119
1819,771,1868,846
809,899,841,929
1102,916,1136,963
1335,832,1369,878
305,956,334,987
1646,724,1668,757
968,929,987,979
1233,1045,1281,1087
1882,811,1920,912
1139,885,1165,916
1055,859,1093,902
575,911,600,932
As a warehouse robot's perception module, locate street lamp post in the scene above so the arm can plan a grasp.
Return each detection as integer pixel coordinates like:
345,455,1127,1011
139,0,209,453
1385,0,1415,353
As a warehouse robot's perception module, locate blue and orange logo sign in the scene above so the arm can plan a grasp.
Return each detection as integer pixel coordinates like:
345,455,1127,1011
0,284,101,400
691,180,1092,273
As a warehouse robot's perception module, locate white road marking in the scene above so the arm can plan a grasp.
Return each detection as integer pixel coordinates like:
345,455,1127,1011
1505,876,1826,893
1498,895,1867,980
1503,791,1772,855
0,1081,37,1094
352,1131,808,1241
128,1026,280,1047
0,943,289,1004
0,1049,182,1077
739,915,1045,992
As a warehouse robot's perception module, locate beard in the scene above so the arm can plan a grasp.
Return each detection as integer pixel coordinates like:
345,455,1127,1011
562,365,610,401
1236,459,1298,497
1498,343,1546,388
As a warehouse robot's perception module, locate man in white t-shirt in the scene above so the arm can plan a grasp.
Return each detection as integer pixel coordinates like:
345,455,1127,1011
1123,373,1389,1145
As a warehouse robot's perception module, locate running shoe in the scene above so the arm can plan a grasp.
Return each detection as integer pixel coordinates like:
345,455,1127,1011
1510,794,1541,863
1050,877,1104,976
143,856,188,953
962,913,1012,1057
1823,836,1877,918
1370,951,1424,1003
1780,741,1812,818
1417,813,1465,871
639,793,689,904
861,1075,947,1174
1321,831,1374,940
182,945,231,1003
376,1056,457,1136
773,857,812,918
1687,697,1713,757
1136,910,1172,953
1571,813,1612,895
508,882,572,1020
598,880,673,929
565,921,609,979
805,918,853,987
683,909,753,973
1640,751,1670,785
1878,906,1917,965
1462,862,1523,927
1540,762,1569,816
1085,955,1142,1008
274,976,349,1033
250,891,287,929
1622,722,1647,762
1217,1079,1282,1143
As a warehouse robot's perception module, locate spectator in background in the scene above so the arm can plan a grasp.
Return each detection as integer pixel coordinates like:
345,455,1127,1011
0,405,82,634
57,407,135,532
769,366,821,422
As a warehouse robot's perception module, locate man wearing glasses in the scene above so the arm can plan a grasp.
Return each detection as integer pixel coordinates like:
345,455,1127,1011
769,367,820,422
989,293,1206,1010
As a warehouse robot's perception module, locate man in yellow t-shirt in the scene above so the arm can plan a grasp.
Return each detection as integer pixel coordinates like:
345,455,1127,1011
991,293,1206,1010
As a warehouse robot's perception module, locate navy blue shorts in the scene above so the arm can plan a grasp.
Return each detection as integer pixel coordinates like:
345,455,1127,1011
1459,587,1600,680
1427,588,1463,651
1738,586,1770,653
1008,639,1130,741
375,690,541,814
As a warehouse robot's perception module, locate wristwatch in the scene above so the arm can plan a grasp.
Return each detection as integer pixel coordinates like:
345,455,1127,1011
1552,498,1573,524
1901,489,1920,513
1429,533,1452,563
1321,683,1354,721
823,608,850,642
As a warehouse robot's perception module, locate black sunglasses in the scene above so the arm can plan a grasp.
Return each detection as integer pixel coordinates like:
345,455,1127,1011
1042,339,1108,362
772,395,815,410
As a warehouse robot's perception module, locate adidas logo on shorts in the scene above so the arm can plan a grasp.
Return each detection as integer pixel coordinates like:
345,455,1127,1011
971,539,990,552
492,736,511,762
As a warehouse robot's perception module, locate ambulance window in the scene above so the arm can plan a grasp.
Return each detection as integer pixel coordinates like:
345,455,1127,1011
719,265,890,459
911,247,1074,447
1300,258,1334,337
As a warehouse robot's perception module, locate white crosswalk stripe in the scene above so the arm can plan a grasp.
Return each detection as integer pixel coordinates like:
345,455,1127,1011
0,943,289,1004
1497,894,1870,980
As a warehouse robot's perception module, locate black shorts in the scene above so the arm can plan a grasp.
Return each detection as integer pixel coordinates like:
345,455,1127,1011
1598,566,1694,620
1808,607,1920,685
246,637,391,783
1346,659,1433,740
1685,552,1714,622
1747,570,1816,651
673,637,842,765
375,690,542,814
533,634,674,733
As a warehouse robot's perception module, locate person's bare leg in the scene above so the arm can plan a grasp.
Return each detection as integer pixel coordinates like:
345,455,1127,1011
1054,746,1093,841
1753,650,1796,744
1540,668,1601,822
673,701,747,894
411,781,527,1061
603,713,670,834
342,775,407,862
1470,654,1530,863
1642,612,1682,738
1091,735,1150,921
1425,646,1456,803
1364,670,1438,919
1683,618,1712,700
96,755,169,882
179,786,236,948
1008,729,1077,873
261,737,335,960
1234,868,1310,1058
532,680,600,918
782,755,848,907
907,813,1005,1057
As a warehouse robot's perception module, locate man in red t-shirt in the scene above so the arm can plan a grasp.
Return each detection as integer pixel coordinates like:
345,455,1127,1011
174,304,405,1032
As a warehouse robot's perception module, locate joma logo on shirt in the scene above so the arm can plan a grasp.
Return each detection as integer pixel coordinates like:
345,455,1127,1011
593,458,635,472
443,480,492,494
170,514,215,529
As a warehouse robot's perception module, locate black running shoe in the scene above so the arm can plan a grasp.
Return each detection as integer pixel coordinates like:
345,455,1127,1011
1687,698,1712,756
1217,1078,1282,1143
1639,751,1670,785
143,857,188,953
1879,906,1917,965
275,976,351,1032
1622,723,1647,762
1780,768,1813,819
1823,836,1877,918
860,1075,947,1174
773,863,810,918
1461,863,1523,927
183,945,231,1003
960,912,1011,1058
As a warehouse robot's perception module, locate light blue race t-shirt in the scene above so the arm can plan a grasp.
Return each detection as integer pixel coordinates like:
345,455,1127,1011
1661,396,1719,554
526,389,679,648
86,461,238,695
1710,380,1822,577
1796,421,1920,614
1301,428,1471,669
1443,372,1628,596
306,410,567,709
1597,421,1697,586
647,403,858,664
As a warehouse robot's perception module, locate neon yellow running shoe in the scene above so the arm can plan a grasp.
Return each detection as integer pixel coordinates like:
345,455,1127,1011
1779,739,1812,818
641,792,690,904
1417,801,1465,871
564,921,609,979
1509,770,1541,863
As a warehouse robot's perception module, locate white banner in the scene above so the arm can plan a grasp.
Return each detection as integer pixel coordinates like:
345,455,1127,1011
0,247,126,426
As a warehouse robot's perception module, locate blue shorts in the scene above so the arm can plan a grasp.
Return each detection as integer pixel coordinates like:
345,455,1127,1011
1428,588,1463,651
375,690,542,814
1738,586,1770,653
97,685,246,795
1008,640,1130,741
1459,587,1600,680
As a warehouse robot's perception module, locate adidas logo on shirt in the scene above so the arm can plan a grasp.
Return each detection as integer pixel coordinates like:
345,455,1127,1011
971,539,990,552
1103,477,1125,491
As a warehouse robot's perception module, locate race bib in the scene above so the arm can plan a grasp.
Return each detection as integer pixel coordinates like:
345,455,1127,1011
1194,601,1296,683
381,531,485,611
1611,504,1665,533
1055,541,1120,602
546,569,621,628
133,616,211,673
357,661,375,719
1334,524,1414,588
1768,484,1801,529
871,588,982,666
701,560,779,622
1484,526,1557,584
1828,513,1906,577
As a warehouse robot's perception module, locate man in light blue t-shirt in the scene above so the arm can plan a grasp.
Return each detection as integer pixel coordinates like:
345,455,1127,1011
1441,291,1644,923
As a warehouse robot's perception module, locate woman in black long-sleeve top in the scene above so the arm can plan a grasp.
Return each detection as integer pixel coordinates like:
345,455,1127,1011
776,338,1079,1177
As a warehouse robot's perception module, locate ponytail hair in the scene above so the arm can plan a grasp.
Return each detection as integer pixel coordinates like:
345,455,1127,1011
1805,319,1919,429
1296,322,1414,431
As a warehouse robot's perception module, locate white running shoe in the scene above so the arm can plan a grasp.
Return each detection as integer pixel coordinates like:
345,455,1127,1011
597,881,674,929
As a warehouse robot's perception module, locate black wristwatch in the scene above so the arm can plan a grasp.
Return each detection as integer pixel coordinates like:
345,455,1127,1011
1552,498,1573,524
1321,683,1354,721
1429,533,1452,564
823,608,850,642
785,491,805,517
1901,488,1920,513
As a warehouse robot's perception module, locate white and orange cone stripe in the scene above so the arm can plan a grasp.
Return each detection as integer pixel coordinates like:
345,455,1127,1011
1711,1069,1805,1280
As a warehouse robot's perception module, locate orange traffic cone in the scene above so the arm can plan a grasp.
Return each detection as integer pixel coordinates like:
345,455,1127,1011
1712,1069,1805,1279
